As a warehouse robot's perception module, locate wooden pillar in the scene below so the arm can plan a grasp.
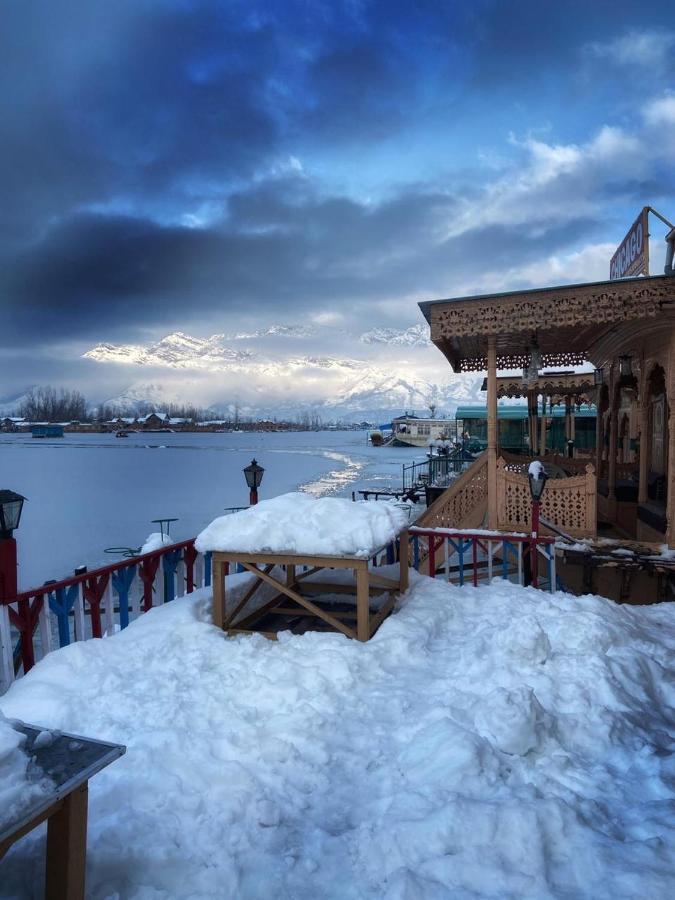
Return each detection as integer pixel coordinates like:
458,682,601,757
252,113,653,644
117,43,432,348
356,565,370,641
565,396,572,441
608,366,618,504
528,390,537,455
46,784,88,900
638,358,649,504
570,407,576,442
595,383,604,478
666,336,675,547
212,558,225,629
398,530,409,593
487,336,498,528
539,395,547,455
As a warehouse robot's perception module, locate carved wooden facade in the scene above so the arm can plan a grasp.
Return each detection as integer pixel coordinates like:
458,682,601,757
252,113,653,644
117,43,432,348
417,452,488,530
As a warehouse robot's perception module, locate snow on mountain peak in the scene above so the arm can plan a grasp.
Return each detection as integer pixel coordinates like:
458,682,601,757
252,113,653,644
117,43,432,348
359,324,430,347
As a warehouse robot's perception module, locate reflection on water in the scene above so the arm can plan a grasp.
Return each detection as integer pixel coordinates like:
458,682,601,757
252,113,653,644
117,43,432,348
300,451,365,497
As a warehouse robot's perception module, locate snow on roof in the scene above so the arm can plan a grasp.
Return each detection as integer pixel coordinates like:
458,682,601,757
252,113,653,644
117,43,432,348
195,491,410,557
2,576,675,896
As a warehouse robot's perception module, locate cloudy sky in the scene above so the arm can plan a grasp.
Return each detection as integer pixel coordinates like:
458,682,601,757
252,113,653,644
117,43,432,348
1,0,674,409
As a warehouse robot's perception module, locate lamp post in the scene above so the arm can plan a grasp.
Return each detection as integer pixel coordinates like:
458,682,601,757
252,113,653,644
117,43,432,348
0,490,26,601
527,464,548,588
243,458,265,506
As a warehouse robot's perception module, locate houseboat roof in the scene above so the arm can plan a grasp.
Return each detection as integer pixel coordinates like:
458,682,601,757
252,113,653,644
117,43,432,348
418,273,675,373
455,404,596,420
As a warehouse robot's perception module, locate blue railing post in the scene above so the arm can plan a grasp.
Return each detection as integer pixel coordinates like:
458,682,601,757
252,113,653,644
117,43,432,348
112,565,137,629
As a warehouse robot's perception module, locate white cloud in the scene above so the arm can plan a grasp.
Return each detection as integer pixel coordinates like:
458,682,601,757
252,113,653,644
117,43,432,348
643,94,675,127
584,29,675,69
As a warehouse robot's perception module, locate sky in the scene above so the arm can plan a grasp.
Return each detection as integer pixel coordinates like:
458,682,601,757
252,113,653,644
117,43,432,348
1,0,675,411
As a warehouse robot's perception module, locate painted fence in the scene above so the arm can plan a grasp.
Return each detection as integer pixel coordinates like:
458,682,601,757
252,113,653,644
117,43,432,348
1,526,557,693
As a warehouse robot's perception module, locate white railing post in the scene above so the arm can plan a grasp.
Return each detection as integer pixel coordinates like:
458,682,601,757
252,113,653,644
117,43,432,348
176,559,186,598
0,604,14,692
104,580,115,636
74,584,86,640
38,597,52,660
195,553,204,589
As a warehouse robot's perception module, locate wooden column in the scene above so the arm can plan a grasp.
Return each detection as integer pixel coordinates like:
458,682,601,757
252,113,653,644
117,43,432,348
487,336,498,528
212,558,225,629
528,390,538,455
355,566,370,641
608,366,618,504
666,336,675,547
46,784,88,900
595,383,604,478
565,396,572,441
638,357,649,504
539,395,547,455
398,530,409,593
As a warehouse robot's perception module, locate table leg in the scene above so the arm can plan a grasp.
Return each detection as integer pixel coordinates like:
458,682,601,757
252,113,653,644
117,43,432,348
399,530,409,593
46,782,88,900
212,559,226,630
356,566,369,642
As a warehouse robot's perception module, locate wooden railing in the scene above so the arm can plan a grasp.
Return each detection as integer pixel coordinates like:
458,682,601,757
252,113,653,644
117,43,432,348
0,540,212,693
497,457,596,538
416,451,488,529
409,527,557,591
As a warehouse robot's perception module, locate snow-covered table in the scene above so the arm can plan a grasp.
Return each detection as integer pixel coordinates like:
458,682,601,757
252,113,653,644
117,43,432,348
0,723,125,900
196,494,411,641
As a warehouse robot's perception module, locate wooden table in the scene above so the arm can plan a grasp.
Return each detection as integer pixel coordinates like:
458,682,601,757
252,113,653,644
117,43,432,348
212,530,409,642
0,723,125,900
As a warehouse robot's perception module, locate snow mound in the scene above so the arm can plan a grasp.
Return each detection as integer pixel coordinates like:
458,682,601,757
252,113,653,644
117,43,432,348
195,492,410,557
1,577,675,897
0,712,52,831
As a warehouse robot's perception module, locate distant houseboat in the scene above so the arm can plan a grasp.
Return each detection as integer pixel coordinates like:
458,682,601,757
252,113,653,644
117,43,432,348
31,424,64,438
390,414,457,448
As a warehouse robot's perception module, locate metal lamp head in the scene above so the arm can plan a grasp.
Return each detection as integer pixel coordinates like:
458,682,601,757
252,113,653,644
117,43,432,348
0,490,26,538
243,458,264,490
593,368,604,387
528,467,548,502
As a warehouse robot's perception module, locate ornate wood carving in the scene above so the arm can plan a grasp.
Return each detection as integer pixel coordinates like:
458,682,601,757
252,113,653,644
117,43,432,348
417,452,488,529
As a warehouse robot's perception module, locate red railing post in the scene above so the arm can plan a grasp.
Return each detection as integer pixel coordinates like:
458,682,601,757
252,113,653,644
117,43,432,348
472,538,478,587
83,573,109,638
428,537,436,578
139,557,160,612
183,543,198,594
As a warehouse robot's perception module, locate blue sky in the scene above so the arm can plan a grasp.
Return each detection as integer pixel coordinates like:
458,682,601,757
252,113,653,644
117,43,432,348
1,0,674,403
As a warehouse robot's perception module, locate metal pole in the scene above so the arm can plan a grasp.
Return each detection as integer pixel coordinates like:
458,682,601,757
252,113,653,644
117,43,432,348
531,500,540,588
0,536,18,601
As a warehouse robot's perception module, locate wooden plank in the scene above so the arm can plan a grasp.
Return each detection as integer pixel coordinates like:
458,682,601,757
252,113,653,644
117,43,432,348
233,593,288,630
367,572,400,590
298,581,389,596
356,567,370,642
212,559,226,630
212,551,369,570
0,799,63,859
46,782,88,900
268,606,358,621
239,563,356,639
223,564,273,628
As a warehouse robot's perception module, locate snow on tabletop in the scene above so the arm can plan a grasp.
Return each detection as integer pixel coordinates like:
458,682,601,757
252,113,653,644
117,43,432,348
0,711,53,832
140,532,174,555
195,491,410,558
2,578,675,897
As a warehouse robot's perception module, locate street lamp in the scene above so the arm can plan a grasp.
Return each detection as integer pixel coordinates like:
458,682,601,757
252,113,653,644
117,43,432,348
243,458,265,506
593,368,604,387
0,490,26,601
527,464,548,588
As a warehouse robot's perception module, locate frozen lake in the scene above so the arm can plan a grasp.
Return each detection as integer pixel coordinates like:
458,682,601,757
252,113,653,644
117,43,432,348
0,430,421,588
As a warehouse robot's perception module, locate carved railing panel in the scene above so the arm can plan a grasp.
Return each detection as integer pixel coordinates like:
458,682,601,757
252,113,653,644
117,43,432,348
417,452,488,530
497,458,597,538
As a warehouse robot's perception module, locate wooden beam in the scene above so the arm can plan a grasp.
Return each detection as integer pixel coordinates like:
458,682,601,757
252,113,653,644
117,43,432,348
46,782,88,900
239,563,357,639
223,564,274,628
368,594,396,637
212,551,368,570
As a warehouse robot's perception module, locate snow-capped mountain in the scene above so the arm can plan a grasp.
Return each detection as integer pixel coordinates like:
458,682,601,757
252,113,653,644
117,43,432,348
85,327,483,422
84,332,253,369
359,324,430,347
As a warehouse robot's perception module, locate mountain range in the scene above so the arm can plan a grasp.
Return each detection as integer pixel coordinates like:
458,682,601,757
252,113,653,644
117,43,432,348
3,324,484,422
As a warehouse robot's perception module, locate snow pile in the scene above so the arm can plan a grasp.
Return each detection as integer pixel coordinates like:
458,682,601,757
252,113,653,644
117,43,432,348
196,491,410,557
2,577,675,897
140,532,174,554
0,711,52,832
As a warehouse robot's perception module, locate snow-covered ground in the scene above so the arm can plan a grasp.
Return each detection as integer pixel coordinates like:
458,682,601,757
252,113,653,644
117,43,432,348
0,713,53,833
1,575,674,898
